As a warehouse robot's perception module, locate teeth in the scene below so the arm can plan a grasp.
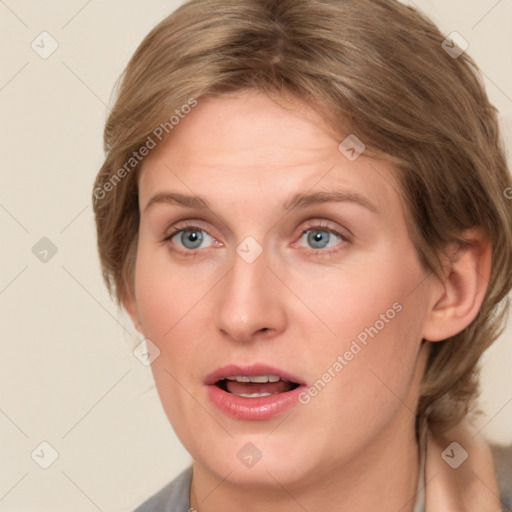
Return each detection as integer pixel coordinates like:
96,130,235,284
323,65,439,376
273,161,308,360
248,375,270,383
225,375,282,383
233,392,273,398
226,376,250,382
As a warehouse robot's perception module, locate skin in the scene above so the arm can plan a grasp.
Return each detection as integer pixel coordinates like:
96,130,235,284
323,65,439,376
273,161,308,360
124,90,491,512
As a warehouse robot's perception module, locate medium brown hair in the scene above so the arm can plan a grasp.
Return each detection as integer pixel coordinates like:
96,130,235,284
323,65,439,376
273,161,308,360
93,0,512,432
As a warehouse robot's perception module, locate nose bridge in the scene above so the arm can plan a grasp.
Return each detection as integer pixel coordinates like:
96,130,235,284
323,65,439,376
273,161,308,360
214,239,285,341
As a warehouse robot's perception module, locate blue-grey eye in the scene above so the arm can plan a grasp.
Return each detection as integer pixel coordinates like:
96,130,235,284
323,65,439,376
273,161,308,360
175,229,213,250
301,229,342,250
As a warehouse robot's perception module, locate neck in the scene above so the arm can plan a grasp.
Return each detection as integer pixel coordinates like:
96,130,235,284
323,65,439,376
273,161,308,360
189,415,420,512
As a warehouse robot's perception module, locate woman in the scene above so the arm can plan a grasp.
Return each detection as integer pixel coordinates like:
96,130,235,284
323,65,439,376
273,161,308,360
92,1,512,510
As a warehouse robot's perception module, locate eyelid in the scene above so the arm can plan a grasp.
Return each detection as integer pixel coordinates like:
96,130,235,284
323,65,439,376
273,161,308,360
298,219,352,238
163,218,213,240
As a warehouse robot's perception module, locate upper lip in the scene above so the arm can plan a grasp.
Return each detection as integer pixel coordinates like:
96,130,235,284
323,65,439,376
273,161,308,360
204,363,305,386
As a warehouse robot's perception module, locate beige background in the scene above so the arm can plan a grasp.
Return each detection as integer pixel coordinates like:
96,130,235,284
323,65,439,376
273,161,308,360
0,1,511,511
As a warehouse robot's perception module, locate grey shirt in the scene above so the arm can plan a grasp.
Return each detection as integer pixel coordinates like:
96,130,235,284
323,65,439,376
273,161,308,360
133,466,193,512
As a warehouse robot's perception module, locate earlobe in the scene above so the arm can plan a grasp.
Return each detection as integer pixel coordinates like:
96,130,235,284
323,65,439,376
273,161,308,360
422,228,492,342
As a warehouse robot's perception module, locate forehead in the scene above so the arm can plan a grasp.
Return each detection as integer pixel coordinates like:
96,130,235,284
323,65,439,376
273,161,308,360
138,90,401,216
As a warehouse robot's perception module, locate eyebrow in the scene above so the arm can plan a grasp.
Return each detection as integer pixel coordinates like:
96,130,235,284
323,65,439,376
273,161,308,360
283,190,379,214
143,190,379,214
144,192,208,212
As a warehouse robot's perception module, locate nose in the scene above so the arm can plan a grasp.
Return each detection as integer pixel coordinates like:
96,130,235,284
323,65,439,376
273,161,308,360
214,245,287,343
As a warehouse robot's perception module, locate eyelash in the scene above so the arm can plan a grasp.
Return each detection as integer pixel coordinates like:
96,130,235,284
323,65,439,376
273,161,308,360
162,221,351,258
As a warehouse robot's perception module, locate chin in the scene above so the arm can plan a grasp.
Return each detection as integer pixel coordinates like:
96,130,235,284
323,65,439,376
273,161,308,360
188,430,329,489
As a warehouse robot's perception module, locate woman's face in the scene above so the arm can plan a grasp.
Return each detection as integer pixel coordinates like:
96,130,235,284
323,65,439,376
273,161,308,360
127,90,436,487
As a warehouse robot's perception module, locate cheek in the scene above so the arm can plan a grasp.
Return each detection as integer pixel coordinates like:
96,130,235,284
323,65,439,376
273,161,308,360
133,251,207,439
298,304,425,459
325,299,426,431
298,249,428,407
134,244,201,342
291,246,426,347
133,246,213,396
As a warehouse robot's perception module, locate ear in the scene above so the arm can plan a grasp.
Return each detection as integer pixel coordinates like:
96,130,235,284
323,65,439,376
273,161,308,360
422,227,492,342
122,288,143,335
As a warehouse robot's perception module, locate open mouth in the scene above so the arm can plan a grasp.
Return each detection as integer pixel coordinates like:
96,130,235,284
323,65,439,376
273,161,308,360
215,375,300,398
205,364,305,420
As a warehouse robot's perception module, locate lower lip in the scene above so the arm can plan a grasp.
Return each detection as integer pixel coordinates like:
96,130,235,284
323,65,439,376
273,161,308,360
207,384,305,421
